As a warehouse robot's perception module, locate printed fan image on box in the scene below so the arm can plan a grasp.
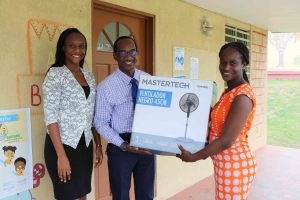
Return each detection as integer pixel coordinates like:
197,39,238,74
130,75,217,155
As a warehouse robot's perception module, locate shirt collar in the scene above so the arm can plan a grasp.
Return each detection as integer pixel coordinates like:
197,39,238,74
116,68,137,85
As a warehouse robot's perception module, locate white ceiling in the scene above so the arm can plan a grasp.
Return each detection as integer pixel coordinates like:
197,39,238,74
183,0,300,32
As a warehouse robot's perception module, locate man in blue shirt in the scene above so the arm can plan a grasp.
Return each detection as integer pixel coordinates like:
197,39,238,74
94,36,155,200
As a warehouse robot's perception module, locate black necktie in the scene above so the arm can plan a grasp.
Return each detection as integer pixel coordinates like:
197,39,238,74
130,78,138,106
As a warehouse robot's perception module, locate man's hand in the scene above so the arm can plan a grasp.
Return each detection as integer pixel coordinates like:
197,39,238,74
125,144,152,155
94,145,103,168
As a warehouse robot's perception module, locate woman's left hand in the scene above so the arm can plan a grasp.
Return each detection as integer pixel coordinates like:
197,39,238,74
177,144,195,162
94,145,103,168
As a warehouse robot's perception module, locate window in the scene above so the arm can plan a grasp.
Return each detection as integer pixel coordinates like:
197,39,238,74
225,25,250,47
96,22,133,52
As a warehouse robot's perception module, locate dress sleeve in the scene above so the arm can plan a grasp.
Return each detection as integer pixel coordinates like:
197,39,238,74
234,84,256,107
42,68,62,127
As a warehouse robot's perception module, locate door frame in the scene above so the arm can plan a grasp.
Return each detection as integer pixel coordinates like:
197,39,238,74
91,1,156,199
92,0,156,75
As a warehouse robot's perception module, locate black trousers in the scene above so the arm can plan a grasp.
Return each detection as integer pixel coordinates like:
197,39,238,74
107,133,155,200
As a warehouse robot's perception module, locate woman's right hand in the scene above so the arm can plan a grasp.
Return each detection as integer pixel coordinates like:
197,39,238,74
57,154,71,183
177,145,196,162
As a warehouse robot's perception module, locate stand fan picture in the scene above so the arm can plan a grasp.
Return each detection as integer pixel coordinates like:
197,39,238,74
177,93,199,142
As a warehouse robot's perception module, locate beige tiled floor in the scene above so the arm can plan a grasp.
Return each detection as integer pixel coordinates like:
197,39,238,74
168,145,300,200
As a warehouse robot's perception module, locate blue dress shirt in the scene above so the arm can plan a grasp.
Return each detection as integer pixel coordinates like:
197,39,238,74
94,68,149,147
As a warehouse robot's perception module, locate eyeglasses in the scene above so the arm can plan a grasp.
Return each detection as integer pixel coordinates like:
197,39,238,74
64,44,86,50
116,49,137,57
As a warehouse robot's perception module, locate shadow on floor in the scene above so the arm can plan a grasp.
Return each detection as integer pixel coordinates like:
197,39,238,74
168,145,300,200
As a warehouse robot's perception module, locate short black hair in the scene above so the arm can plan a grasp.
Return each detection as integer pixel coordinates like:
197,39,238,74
219,42,250,83
113,36,138,53
14,157,26,165
49,28,87,69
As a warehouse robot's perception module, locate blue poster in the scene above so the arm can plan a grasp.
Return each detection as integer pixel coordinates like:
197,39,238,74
0,108,32,199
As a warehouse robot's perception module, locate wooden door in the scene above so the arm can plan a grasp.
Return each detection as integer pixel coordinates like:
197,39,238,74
92,1,155,200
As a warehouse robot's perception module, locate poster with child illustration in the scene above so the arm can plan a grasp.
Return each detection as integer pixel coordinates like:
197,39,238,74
0,108,32,199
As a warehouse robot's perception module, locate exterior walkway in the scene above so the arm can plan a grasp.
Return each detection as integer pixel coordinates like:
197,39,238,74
168,145,300,200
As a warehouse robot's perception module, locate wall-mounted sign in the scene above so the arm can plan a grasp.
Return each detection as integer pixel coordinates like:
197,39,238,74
174,47,185,71
190,57,199,79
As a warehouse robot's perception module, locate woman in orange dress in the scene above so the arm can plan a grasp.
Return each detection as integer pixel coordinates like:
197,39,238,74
178,42,256,200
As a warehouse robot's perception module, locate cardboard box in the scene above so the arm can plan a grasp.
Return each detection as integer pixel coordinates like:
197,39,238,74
130,75,217,155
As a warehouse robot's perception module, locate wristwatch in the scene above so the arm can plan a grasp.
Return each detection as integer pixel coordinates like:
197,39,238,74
120,142,128,151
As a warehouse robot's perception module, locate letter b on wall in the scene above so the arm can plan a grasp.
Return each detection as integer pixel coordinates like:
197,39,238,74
31,84,42,106
17,74,44,115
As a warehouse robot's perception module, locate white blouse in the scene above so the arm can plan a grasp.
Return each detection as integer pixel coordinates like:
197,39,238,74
43,65,96,148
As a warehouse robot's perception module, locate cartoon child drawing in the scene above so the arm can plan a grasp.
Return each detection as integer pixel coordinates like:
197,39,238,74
2,146,17,166
14,157,26,176
0,123,8,141
0,123,7,135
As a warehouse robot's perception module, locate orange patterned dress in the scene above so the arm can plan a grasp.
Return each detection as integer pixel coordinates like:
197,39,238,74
209,84,257,200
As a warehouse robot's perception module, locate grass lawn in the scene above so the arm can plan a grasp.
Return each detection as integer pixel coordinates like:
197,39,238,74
267,80,300,148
